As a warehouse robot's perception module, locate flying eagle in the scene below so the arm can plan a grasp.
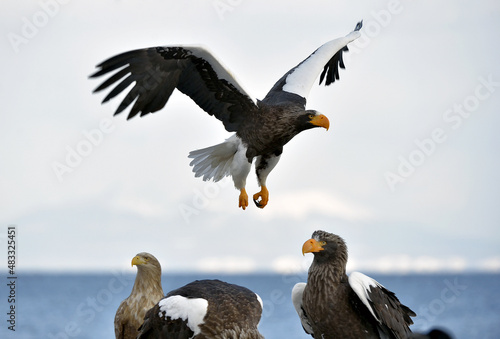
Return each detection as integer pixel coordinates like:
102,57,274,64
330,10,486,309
137,279,264,339
114,252,164,339
90,22,362,209
292,230,416,339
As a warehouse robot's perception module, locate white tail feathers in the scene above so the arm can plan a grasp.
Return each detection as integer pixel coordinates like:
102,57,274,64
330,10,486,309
188,135,241,182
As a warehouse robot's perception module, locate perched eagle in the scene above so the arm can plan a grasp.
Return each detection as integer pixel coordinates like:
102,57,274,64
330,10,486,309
114,252,164,339
292,230,416,339
91,22,362,209
137,279,264,339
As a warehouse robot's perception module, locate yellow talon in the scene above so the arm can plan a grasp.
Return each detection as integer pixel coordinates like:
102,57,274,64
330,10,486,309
253,186,269,209
239,188,248,210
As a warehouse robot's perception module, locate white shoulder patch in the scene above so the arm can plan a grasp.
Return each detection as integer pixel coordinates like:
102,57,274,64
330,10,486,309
158,295,209,335
291,282,313,335
255,293,263,310
291,282,306,313
348,272,383,322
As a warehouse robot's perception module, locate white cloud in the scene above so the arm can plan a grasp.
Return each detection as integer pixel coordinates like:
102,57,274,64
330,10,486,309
271,256,312,274
196,256,258,274
477,257,500,272
266,255,492,275
109,194,172,219
256,189,375,222
348,255,471,274
1,1,499,274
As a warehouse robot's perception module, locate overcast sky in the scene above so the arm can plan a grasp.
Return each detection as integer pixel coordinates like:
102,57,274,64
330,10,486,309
1,0,499,274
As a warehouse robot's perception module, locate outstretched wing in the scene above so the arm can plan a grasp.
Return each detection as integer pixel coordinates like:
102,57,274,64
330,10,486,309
262,21,362,107
349,272,415,339
291,283,314,337
90,46,257,132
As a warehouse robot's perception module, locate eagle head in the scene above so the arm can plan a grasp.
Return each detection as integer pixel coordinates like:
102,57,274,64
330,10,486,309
299,110,330,131
132,252,162,275
302,230,348,265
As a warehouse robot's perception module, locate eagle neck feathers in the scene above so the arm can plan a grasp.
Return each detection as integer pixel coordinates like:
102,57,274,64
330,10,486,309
132,265,163,299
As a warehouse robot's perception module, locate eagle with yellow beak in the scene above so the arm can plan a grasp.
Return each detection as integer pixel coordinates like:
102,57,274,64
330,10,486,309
114,253,164,339
91,22,362,209
293,231,416,339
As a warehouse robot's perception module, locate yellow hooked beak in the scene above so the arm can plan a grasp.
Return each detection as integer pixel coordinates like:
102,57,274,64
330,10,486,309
302,238,325,255
310,114,330,131
131,255,146,267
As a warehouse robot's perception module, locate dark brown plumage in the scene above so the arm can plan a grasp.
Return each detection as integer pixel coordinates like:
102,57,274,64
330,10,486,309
137,279,264,339
293,230,416,339
90,22,362,210
114,252,164,339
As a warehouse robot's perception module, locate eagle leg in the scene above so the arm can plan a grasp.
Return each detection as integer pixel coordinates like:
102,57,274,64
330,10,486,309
239,188,249,210
253,186,269,209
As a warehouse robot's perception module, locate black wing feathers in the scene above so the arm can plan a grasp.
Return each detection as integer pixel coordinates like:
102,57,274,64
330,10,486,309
91,46,256,131
91,48,180,119
138,304,195,339
319,46,349,86
366,284,415,339
319,20,362,86
137,280,262,339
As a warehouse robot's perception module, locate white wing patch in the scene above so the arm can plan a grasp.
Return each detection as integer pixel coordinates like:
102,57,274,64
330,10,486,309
348,272,383,322
255,293,263,310
291,282,314,335
254,293,264,326
291,282,306,313
159,295,209,336
282,30,361,99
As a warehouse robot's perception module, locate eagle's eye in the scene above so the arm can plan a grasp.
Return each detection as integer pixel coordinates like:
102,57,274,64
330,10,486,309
319,241,326,246
308,114,315,119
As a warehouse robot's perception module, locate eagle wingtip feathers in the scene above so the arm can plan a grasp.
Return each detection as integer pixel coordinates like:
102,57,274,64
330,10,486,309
355,20,363,31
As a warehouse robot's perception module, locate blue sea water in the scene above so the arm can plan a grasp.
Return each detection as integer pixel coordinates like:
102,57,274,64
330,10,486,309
0,272,499,338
